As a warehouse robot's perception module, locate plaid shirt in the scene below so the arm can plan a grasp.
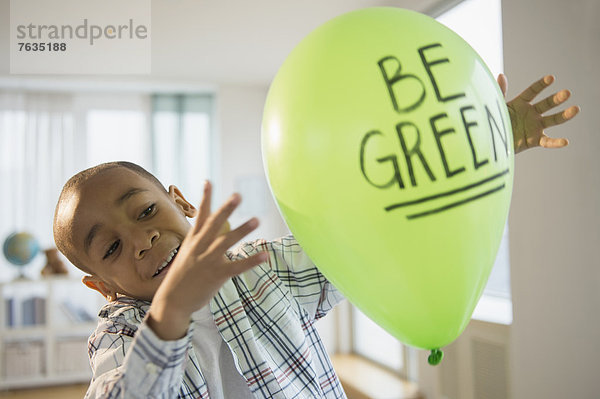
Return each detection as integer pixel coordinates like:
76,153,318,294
85,236,347,399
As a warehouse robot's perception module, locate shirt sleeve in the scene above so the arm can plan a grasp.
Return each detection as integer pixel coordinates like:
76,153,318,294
85,314,192,399
239,235,345,320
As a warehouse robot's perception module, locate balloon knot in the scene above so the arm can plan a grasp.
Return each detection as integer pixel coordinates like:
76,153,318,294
428,348,444,366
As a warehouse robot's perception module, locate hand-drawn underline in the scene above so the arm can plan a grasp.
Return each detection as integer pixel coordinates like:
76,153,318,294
384,168,510,220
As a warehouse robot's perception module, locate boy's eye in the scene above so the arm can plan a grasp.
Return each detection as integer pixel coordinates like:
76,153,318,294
138,204,156,220
103,240,120,259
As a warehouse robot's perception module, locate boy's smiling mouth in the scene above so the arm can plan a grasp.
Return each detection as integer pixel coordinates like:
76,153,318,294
153,246,179,278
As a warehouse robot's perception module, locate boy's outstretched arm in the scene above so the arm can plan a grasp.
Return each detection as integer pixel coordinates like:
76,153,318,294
498,74,581,154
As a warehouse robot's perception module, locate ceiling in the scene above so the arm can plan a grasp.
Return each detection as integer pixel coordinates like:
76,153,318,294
0,0,458,84
149,0,456,85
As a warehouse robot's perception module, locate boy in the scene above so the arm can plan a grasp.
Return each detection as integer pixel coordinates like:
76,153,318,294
53,74,578,399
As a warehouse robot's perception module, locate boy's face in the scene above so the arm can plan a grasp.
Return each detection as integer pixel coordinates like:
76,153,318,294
58,167,194,301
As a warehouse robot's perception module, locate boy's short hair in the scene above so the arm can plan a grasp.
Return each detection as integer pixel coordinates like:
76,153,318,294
53,161,167,274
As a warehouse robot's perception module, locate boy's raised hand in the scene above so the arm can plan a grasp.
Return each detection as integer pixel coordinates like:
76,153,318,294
498,73,580,154
147,181,267,340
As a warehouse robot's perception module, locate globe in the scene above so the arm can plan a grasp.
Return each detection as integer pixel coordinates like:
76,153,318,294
3,232,40,266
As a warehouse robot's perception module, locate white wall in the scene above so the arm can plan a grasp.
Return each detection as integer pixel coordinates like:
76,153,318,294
502,1,600,398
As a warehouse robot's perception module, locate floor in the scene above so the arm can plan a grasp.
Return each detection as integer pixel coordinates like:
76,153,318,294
0,384,88,399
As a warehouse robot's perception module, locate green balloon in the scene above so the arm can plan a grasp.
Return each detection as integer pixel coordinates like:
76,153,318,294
262,8,513,350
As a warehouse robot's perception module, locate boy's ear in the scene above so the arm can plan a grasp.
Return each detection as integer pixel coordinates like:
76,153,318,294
168,185,196,218
82,275,118,301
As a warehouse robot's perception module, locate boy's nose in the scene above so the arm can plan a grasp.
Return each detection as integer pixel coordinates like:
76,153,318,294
135,230,159,259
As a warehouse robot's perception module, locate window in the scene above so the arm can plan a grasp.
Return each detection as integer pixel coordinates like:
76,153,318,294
0,91,76,262
152,95,214,205
436,0,504,76
0,88,214,280
78,92,216,205
352,306,404,372
87,110,149,167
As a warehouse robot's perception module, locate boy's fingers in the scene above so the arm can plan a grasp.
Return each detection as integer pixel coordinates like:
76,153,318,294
539,136,569,149
542,105,580,128
518,75,554,102
497,73,508,98
193,181,212,233
225,252,268,277
199,193,241,239
534,90,570,114
211,218,260,253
